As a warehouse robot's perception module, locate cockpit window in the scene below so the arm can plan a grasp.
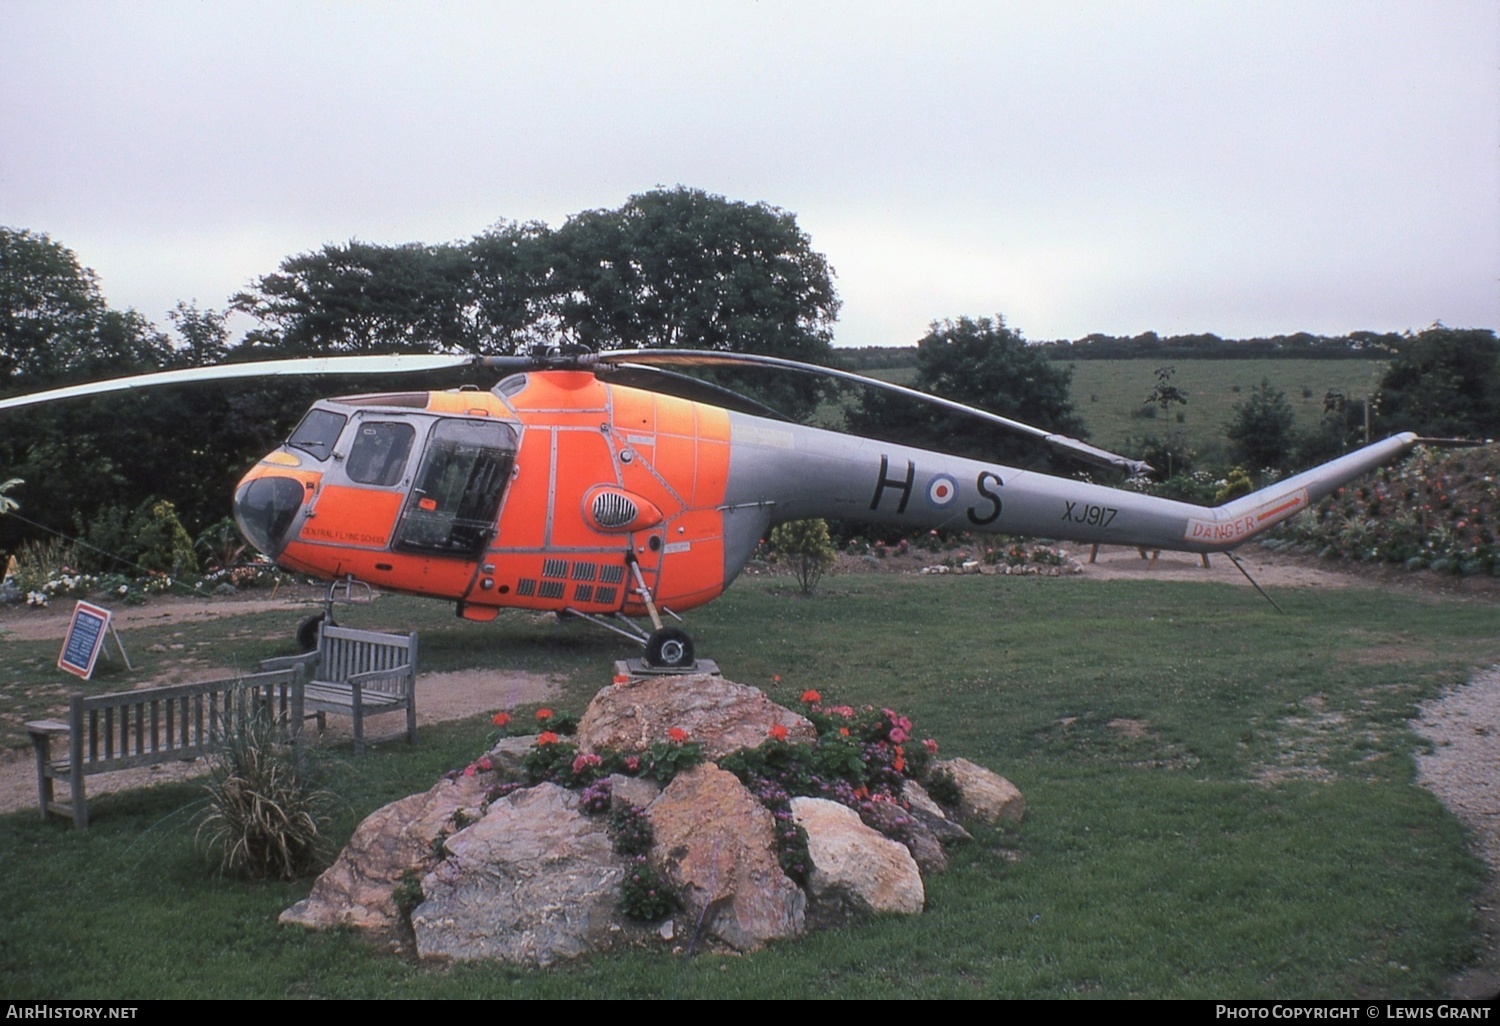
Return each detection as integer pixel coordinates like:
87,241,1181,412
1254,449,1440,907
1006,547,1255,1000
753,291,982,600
346,421,415,487
287,408,347,460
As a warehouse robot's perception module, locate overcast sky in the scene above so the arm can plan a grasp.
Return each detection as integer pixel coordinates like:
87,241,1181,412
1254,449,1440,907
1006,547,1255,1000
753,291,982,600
2,0,1496,348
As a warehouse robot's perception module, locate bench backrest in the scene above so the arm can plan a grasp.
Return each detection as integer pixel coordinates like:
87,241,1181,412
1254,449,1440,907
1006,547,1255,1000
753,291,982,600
68,668,304,772
316,625,417,696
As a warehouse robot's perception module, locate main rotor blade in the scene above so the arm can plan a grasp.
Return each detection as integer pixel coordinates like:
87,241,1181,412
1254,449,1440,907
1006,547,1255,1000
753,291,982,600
0,354,481,412
589,348,1152,474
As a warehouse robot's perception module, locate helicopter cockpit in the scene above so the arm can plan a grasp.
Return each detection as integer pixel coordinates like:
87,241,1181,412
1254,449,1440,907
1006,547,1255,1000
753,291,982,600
235,397,520,562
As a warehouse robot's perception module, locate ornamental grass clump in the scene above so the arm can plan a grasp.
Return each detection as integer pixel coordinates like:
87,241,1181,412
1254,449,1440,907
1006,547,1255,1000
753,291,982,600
194,710,336,881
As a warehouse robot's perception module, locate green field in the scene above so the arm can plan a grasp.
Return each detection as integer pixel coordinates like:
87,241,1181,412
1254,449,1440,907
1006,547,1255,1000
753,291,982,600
1,570,1493,998
1067,358,1390,457
844,358,1389,463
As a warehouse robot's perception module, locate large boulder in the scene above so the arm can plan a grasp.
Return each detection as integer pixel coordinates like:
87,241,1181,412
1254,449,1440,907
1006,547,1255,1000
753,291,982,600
411,783,626,966
576,674,814,758
937,757,1026,824
280,773,491,936
791,797,924,922
647,763,805,951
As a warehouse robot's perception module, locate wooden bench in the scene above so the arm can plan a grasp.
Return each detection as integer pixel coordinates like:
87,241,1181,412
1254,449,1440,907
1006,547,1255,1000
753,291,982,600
26,667,305,829
262,624,417,755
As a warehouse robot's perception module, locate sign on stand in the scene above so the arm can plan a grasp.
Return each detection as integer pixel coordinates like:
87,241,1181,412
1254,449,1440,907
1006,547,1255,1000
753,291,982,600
58,600,132,679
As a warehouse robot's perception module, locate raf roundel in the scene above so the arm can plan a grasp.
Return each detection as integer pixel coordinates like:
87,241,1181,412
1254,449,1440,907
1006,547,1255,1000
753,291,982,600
927,475,958,508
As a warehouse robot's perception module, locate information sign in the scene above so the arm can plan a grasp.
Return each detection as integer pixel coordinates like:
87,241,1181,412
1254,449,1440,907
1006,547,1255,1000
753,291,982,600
58,601,114,679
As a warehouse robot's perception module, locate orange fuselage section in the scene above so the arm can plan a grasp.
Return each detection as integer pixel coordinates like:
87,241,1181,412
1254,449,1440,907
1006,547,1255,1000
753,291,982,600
233,373,732,622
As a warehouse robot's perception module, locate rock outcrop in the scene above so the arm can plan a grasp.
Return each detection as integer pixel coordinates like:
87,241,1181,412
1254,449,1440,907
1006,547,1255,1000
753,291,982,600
937,757,1027,824
792,797,924,921
648,763,805,951
280,773,490,935
412,784,626,965
575,674,815,758
285,674,1024,966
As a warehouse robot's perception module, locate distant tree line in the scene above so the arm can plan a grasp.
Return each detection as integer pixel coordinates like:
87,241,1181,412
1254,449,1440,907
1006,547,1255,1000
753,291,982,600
840,329,1416,371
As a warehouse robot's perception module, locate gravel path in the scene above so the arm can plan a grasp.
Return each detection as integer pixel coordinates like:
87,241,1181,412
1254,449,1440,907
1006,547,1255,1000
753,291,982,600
1415,670,1500,998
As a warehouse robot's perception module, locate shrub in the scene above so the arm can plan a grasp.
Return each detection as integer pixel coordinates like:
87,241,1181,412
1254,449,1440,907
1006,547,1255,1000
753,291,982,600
194,703,335,881
769,518,837,594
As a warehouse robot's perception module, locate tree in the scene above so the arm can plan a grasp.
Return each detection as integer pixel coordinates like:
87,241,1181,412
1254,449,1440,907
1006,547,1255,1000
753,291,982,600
0,228,170,389
1143,365,1189,414
465,219,567,352
168,302,231,366
847,315,1087,466
1373,325,1500,439
231,239,479,355
1225,379,1297,474
547,187,840,419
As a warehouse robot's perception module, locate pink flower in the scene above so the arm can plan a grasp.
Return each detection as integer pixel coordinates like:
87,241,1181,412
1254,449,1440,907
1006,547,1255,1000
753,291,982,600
463,764,476,777
477,757,493,772
571,752,602,775
625,756,640,773
890,727,909,744
923,738,939,756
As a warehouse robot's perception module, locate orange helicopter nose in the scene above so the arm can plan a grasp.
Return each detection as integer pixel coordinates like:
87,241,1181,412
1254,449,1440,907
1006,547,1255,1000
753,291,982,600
233,475,306,557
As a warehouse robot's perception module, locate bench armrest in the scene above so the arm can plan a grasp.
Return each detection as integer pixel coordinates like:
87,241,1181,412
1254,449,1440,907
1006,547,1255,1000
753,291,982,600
346,664,415,692
26,719,70,739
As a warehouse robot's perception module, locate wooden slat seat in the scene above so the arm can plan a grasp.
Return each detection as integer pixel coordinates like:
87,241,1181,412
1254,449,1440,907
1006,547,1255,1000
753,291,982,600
262,624,417,755
26,667,305,829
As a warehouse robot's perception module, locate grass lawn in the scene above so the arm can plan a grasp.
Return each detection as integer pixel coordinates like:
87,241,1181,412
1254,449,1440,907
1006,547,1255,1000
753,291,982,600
833,358,1389,463
1066,358,1390,457
1,570,1493,998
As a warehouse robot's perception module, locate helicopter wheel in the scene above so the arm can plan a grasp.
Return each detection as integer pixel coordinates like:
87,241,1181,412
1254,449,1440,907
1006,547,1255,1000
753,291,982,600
296,613,327,652
645,626,695,669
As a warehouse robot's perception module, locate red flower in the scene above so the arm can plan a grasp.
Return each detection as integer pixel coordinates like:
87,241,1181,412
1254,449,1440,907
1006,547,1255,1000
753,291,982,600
537,731,560,746
800,689,821,704
767,723,789,742
839,726,850,737
492,711,511,728
894,746,905,774
536,708,553,722
668,727,689,743
773,674,781,684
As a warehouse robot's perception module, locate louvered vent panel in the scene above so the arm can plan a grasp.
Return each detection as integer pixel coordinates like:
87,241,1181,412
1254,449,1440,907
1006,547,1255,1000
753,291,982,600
591,492,639,529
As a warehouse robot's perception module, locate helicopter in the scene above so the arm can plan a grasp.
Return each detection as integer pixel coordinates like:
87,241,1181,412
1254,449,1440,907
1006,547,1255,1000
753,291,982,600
0,346,1430,667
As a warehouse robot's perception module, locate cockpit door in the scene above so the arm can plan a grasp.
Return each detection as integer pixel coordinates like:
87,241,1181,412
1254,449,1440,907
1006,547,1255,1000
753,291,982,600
394,418,519,558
